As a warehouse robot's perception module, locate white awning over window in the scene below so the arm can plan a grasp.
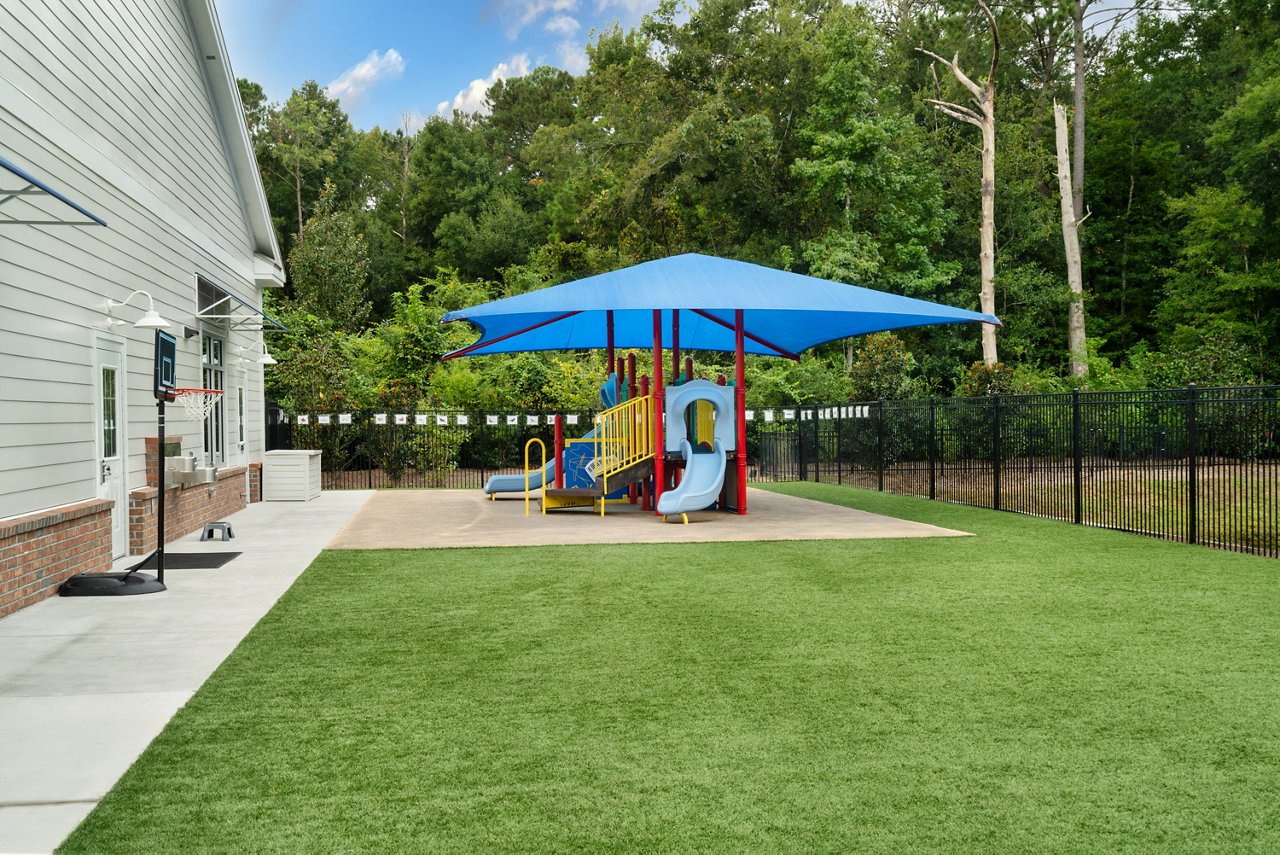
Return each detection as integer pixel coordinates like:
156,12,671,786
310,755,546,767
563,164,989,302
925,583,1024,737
196,277,286,331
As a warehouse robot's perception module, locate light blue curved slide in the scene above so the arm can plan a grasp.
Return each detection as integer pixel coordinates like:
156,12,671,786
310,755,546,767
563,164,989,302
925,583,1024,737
482,459,554,495
656,438,727,518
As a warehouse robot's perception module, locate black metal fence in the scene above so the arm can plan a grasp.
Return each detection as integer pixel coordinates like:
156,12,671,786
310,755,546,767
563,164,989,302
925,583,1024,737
757,386,1280,558
269,385,1280,557
267,408,594,490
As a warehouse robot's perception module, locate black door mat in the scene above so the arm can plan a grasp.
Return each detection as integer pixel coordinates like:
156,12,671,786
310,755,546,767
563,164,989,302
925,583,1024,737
136,552,241,570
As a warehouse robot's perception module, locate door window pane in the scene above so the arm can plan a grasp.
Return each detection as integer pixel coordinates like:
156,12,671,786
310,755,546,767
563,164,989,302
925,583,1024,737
101,366,118,458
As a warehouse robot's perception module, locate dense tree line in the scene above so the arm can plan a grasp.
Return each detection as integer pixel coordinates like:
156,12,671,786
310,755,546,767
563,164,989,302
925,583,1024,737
242,0,1280,414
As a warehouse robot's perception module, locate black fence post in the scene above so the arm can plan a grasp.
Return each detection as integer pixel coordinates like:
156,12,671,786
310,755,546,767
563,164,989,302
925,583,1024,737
1187,383,1198,546
836,405,843,486
877,401,885,492
1072,389,1083,525
812,409,821,483
992,394,1002,511
928,397,937,501
366,415,374,490
797,412,807,482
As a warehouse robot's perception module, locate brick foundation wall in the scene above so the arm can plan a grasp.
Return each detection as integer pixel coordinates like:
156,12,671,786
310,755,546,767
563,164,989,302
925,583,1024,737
0,499,113,619
0,439,266,620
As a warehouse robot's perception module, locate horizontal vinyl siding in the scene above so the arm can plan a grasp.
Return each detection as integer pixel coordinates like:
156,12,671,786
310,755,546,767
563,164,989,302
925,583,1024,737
0,1,273,520
0,0,253,263
0,464,96,518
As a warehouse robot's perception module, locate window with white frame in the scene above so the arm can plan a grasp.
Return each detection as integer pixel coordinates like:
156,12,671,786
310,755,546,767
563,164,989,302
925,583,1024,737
201,332,226,465
237,383,246,454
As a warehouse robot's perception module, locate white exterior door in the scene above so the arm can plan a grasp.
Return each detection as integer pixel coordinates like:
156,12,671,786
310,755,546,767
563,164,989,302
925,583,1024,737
94,337,129,558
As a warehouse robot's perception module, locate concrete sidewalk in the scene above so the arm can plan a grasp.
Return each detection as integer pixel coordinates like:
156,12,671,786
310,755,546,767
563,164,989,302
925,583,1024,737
0,490,373,854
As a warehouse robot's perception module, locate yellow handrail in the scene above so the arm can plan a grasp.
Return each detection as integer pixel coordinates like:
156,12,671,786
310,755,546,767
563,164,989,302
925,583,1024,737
523,438,546,517
593,395,655,512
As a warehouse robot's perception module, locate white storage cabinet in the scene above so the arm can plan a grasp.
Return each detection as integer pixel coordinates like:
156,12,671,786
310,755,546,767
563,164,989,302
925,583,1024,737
263,450,322,501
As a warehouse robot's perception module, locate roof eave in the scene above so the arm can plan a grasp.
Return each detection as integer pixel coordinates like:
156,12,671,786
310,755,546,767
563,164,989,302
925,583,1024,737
185,0,283,276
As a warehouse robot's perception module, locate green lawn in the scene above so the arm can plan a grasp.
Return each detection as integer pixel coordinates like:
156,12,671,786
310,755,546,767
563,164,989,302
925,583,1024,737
62,484,1279,852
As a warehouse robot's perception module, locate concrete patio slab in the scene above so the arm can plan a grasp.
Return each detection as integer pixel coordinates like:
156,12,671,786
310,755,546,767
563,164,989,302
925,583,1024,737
327,486,970,550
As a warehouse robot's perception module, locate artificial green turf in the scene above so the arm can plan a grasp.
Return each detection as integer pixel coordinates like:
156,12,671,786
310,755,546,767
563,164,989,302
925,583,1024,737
61,485,1279,852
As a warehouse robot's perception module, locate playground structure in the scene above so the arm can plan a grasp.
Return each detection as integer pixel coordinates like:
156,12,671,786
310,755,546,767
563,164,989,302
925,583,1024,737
450,253,1000,523
483,361,738,523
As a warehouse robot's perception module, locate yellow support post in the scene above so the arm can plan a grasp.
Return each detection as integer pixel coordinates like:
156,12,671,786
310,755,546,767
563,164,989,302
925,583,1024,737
523,438,546,517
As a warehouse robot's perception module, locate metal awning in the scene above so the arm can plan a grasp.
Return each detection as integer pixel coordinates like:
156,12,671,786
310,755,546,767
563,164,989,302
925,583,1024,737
0,154,107,227
196,277,287,331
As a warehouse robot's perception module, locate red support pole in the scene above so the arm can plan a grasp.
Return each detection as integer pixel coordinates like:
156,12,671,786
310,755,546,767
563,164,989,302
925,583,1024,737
615,356,625,406
672,309,681,382
652,309,665,514
627,354,639,503
639,374,651,510
554,414,565,489
735,309,748,515
686,356,694,382
606,310,615,381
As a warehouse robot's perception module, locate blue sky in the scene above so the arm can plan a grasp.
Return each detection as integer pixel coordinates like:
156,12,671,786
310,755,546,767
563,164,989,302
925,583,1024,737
215,0,661,132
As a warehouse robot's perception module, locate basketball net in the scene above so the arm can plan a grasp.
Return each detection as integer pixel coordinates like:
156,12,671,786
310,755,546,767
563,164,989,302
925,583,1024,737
171,388,223,422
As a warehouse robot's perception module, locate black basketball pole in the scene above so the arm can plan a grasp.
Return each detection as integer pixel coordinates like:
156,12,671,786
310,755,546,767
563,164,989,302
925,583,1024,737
156,395,167,584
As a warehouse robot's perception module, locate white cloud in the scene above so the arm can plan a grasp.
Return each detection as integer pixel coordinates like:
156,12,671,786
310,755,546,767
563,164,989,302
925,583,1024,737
496,0,579,38
437,54,532,116
545,13,580,35
326,49,405,109
594,0,661,19
556,41,589,75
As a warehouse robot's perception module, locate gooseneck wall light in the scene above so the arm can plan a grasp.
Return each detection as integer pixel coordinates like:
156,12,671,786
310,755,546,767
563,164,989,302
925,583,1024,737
106,289,170,329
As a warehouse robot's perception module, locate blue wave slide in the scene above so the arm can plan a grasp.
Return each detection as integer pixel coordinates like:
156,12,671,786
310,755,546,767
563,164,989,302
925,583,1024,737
656,438,727,517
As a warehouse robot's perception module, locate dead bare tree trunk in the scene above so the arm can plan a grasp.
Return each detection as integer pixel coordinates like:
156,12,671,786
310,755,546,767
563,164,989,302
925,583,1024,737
397,113,416,244
1071,2,1086,219
1054,102,1088,378
919,1,1001,366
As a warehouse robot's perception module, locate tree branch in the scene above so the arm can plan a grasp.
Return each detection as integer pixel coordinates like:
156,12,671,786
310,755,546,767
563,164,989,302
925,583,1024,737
915,48,984,101
925,99,984,127
978,0,1001,89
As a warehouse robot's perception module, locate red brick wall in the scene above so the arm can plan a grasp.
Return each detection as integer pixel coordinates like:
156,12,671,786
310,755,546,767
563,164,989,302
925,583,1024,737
0,438,266,619
0,499,113,619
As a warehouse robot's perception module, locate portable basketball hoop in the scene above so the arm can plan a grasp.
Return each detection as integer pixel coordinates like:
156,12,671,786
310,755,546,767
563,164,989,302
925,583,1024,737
170,387,223,422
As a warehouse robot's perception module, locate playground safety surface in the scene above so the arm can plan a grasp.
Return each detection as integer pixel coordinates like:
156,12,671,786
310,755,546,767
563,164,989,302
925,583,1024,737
326,487,971,549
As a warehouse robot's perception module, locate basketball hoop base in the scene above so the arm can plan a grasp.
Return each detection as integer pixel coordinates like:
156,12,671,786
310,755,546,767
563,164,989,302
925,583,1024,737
59,571,166,596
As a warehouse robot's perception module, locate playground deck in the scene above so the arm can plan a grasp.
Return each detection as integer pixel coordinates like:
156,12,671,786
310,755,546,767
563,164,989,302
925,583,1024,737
326,486,970,549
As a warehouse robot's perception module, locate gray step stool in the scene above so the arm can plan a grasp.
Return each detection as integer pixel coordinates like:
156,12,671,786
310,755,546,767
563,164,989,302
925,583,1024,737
200,521,234,541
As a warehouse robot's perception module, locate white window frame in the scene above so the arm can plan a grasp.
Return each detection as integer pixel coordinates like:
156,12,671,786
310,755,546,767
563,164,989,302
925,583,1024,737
201,330,227,466
236,367,248,460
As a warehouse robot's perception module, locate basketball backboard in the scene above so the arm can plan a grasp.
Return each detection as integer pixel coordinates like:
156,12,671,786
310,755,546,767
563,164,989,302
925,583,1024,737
154,329,177,400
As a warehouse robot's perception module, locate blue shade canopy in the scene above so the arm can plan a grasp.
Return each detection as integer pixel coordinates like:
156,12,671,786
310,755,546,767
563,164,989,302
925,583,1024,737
442,253,999,360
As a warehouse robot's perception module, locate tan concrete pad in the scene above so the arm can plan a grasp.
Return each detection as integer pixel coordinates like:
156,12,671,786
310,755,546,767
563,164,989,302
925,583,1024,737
326,487,970,549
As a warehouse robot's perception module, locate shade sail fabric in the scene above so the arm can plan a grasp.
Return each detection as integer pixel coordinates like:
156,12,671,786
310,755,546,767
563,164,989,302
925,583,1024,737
441,253,999,359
